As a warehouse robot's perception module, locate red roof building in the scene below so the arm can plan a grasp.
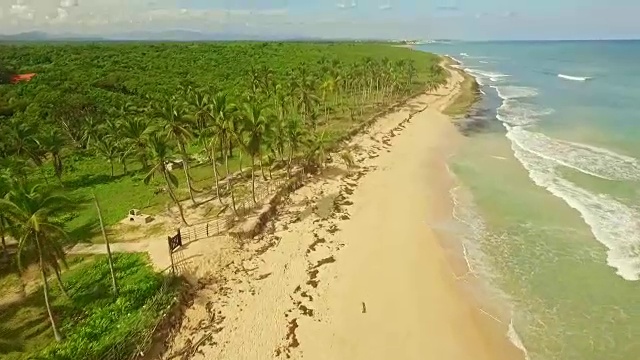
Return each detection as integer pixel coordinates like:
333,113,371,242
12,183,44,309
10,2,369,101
10,73,36,84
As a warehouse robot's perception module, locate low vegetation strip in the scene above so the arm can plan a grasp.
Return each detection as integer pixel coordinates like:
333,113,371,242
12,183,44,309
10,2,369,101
0,254,180,360
442,58,480,117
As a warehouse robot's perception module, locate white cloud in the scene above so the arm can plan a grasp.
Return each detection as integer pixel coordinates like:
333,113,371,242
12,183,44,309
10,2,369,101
336,1,356,10
59,0,78,8
0,0,289,33
56,7,67,19
10,2,35,20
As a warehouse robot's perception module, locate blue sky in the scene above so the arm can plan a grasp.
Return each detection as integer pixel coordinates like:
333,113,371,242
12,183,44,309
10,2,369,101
1,0,639,40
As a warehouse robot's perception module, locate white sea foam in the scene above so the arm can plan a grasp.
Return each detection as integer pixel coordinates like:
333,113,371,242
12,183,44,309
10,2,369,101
448,172,531,356
449,56,463,65
460,52,470,57
506,126,640,181
508,137,640,281
496,100,554,126
558,74,592,81
479,60,490,64
465,68,510,81
492,86,538,100
508,317,531,360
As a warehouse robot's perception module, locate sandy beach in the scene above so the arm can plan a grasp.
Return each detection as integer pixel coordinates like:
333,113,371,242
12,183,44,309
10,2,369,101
159,62,524,360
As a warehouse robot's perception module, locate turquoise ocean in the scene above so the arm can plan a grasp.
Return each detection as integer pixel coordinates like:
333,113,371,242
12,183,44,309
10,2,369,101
419,41,640,360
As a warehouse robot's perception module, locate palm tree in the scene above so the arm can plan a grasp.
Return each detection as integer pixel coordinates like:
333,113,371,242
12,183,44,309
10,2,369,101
285,116,306,178
0,184,72,342
236,103,269,204
305,130,330,172
259,66,276,98
119,117,151,169
209,92,239,215
187,90,210,133
249,65,262,97
100,118,120,139
156,100,197,205
320,77,337,121
6,120,44,169
80,116,101,149
405,60,418,90
425,77,442,94
293,65,320,126
94,137,120,177
36,129,67,183
200,132,224,205
144,134,189,225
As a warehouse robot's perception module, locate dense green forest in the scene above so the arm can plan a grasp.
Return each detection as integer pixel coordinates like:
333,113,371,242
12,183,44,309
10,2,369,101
0,42,444,234
0,42,446,359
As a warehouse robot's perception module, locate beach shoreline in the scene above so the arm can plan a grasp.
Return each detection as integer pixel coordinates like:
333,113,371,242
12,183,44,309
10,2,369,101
158,58,524,360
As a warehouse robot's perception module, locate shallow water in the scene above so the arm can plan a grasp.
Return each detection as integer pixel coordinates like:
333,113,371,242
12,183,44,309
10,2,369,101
420,41,640,360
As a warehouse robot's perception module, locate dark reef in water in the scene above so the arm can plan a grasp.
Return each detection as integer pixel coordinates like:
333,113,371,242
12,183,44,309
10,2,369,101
454,106,503,136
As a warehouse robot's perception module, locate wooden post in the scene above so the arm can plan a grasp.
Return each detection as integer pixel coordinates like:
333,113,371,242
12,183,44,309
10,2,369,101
168,236,175,275
206,223,209,237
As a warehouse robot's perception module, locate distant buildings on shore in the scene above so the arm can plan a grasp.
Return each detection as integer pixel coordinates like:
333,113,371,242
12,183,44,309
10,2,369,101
392,39,453,45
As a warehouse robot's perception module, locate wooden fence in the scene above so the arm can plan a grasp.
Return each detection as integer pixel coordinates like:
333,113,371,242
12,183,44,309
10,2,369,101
181,177,287,243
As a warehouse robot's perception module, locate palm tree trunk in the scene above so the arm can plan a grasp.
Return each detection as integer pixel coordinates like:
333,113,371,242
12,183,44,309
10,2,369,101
250,157,257,204
52,265,69,299
211,144,224,205
110,160,114,177
259,153,267,180
94,194,119,297
163,171,189,225
179,144,197,205
139,146,149,169
36,234,62,342
225,152,238,216
287,146,294,178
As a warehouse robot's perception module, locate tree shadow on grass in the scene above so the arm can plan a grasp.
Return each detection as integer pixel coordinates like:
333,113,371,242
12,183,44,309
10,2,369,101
0,287,50,356
67,219,100,245
62,173,127,189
